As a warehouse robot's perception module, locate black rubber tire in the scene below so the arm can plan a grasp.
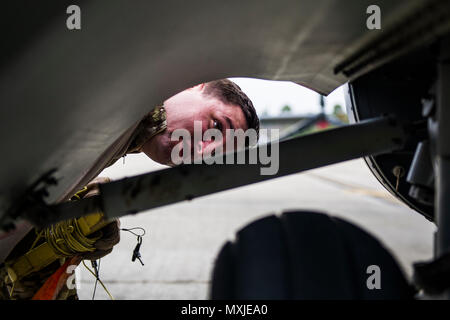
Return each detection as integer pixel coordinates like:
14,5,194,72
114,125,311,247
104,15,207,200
210,210,415,299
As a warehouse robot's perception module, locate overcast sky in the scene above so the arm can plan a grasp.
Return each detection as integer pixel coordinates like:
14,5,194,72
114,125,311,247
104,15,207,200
230,77,347,117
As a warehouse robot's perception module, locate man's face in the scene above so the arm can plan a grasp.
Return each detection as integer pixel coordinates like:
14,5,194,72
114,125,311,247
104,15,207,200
142,84,248,165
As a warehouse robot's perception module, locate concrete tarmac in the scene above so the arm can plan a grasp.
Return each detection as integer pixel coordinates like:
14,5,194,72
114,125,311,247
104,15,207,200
77,154,435,300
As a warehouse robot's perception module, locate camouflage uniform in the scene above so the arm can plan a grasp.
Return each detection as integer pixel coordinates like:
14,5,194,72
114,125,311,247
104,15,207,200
0,106,167,300
0,259,77,300
106,105,167,166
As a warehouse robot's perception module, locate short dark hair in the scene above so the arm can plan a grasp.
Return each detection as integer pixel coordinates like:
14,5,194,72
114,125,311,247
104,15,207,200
203,79,260,143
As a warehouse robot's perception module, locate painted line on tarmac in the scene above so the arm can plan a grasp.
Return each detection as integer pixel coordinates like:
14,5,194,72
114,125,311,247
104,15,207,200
306,172,401,205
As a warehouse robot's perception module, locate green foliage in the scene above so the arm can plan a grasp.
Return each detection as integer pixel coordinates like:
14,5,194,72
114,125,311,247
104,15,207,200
280,105,292,114
332,104,348,123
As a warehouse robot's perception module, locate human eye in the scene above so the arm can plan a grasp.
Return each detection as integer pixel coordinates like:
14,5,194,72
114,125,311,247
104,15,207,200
212,118,223,131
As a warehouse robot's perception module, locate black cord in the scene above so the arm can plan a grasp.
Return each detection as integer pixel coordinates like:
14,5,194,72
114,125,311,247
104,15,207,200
86,227,147,300
121,227,146,266
91,259,100,300
121,227,146,237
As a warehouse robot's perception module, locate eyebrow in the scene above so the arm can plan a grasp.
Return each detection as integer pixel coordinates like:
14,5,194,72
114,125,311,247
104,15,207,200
225,116,235,130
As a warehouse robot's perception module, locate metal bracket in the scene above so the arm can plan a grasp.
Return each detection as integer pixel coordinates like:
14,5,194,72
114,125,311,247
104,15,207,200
435,38,450,257
0,169,58,232
13,115,408,229
413,36,450,299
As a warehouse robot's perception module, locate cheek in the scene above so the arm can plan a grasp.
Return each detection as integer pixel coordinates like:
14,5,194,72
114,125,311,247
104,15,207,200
166,134,194,156
205,137,225,153
223,135,245,152
168,114,202,135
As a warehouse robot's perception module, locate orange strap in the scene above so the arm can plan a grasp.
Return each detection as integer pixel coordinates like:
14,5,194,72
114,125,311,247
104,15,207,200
31,256,81,300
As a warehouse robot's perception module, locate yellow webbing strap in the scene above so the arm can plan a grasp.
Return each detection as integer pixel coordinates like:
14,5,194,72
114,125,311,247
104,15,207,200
5,212,109,283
